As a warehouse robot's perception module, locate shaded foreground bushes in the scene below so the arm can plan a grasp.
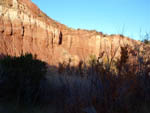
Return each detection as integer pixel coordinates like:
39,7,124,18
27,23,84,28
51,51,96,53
57,45,150,113
0,45,150,113
0,54,47,105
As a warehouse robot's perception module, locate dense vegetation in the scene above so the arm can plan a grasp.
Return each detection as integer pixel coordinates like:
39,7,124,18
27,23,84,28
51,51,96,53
0,43,150,113
57,45,150,113
0,54,47,106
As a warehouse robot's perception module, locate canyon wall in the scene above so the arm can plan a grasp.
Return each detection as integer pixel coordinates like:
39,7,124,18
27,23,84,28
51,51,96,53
0,0,141,66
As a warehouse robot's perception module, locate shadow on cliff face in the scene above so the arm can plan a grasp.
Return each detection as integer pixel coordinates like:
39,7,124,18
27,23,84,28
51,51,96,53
0,49,150,113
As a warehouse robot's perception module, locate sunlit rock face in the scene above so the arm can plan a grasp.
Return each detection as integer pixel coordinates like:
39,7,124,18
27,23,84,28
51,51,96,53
0,0,141,66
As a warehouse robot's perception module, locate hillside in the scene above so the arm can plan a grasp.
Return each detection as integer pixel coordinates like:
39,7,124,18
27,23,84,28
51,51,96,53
0,0,142,66
1,1,150,113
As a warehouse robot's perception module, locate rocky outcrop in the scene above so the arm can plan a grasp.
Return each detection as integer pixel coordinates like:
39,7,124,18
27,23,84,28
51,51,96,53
0,0,142,66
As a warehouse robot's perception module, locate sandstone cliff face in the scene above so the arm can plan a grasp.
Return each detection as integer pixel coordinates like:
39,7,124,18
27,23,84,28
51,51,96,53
0,0,141,66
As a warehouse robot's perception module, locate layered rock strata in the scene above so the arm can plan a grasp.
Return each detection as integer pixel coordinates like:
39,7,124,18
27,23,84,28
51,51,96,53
0,0,141,66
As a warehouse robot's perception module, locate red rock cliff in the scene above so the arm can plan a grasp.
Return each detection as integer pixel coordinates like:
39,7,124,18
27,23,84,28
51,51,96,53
0,0,141,66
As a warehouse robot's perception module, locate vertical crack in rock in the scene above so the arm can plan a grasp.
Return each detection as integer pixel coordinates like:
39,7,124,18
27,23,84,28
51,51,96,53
22,26,24,37
8,12,13,36
69,36,72,50
51,34,54,49
58,31,62,45
0,18,4,33
10,22,13,35
46,25,49,48
99,36,102,55
2,29,4,33
51,30,55,54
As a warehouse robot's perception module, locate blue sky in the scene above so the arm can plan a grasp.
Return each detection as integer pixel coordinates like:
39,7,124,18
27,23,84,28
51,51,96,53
32,0,150,40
